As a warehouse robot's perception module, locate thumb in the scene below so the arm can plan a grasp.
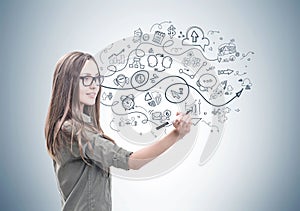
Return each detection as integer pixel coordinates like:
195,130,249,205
173,119,180,127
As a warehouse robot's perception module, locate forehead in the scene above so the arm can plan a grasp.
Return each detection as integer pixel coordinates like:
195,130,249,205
80,59,99,75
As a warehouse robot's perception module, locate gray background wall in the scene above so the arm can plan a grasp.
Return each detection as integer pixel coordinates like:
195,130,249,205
0,0,299,210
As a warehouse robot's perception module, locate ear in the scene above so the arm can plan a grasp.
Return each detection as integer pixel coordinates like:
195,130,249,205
128,94,134,99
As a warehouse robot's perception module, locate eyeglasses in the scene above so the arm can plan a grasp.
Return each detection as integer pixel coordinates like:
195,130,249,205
79,76,102,87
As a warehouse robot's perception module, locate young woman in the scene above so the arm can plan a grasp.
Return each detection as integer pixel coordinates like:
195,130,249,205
45,51,192,211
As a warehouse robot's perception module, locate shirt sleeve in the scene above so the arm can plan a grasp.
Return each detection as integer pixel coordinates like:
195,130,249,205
62,120,132,170
83,132,132,170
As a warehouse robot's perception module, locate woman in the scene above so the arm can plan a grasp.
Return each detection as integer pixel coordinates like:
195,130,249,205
45,51,192,211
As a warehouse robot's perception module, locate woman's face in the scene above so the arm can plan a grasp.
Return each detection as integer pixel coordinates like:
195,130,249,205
79,60,100,111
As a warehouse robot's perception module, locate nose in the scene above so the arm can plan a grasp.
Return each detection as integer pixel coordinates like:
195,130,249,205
89,79,97,89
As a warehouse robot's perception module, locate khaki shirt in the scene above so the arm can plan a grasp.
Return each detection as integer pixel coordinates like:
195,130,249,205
53,115,132,211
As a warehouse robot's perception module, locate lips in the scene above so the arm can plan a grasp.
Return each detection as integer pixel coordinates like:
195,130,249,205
86,92,97,98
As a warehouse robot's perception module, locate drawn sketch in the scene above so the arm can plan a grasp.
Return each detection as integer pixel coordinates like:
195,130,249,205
94,21,254,175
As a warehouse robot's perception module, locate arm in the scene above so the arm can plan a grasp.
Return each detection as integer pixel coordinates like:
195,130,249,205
128,112,192,170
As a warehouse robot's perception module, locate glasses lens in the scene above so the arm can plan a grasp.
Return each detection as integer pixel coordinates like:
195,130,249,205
83,76,93,86
95,76,102,86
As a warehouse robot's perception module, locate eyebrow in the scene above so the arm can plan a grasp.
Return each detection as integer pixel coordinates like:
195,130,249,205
80,72,100,76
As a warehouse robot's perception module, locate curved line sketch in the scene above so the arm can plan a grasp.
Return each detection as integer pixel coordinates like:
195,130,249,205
240,51,254,60
201,120,220,132
207,30,220,35
110,119,120,132
150,20,172,32
162,40,219,62
110,104,149,124
100,101,119,107
188,84,244,107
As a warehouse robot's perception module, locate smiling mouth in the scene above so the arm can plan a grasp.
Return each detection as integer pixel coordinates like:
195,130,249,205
87,93,97,98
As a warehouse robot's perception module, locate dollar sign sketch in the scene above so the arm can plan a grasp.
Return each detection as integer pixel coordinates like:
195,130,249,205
167,25,176,39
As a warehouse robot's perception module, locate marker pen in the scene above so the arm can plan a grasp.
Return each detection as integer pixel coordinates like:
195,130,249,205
156,110,191,130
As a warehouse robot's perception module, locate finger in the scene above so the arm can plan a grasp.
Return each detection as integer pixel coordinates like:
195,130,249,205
182,116,192,128
186,115,192,123
181,114,191,122
187,122,192,129
173,119,180,127
175,114,184,122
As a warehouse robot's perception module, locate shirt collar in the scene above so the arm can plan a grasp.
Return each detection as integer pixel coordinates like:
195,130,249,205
82,113,92,123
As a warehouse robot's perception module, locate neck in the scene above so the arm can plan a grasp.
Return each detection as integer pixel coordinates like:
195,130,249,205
80,103,84,113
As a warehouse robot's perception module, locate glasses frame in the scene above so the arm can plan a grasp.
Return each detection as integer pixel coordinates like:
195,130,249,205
79,75,102,87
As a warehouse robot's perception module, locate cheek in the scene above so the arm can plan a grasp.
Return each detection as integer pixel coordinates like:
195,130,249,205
79,84,86,101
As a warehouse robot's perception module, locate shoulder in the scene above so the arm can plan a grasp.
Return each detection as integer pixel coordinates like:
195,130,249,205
61,119,73,133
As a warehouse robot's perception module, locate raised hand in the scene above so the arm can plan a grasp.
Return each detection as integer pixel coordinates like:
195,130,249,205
173,111,192,140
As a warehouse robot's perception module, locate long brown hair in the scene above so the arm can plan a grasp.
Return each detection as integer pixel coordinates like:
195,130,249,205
45,51,114,162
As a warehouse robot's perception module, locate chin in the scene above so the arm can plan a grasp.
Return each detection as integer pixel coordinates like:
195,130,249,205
87,102,96,106
83,100,96,106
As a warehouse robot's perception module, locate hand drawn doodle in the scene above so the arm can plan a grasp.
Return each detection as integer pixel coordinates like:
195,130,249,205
143,34,150,41
196,74,217,91
152,31,166,44
240,51,254,61
129,57,145,69
182,26,210,51
109,49,125,64
150,21,172,32
133,28,143,43
241,78,253,90
185,99,201,116
94,21,255,179
225,85,234,95
177,31,185,39
234,71,247,76
150,74,159,83
102,92,113,100
145,91,162,107
217,39,240,62
218,69,234,75
167,25,176,39
120,94,135,110
207,30,220,35
114,74,129,87
147,54,173,72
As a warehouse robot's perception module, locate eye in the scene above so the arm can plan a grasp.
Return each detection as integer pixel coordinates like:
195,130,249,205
83,76,93,85
84,76,91,82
